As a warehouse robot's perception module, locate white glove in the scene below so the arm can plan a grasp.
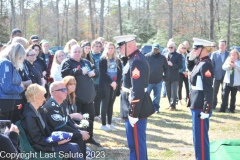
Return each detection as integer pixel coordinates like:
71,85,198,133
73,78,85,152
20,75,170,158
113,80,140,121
199,112,209,119
189,51,196,61
128,115,139,127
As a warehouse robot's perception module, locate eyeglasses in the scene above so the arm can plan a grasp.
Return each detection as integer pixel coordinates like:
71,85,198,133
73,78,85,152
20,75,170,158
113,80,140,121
211,46,216,48
52,88,67,93
168,47,174,49
27,54,36,56
182,47,186,49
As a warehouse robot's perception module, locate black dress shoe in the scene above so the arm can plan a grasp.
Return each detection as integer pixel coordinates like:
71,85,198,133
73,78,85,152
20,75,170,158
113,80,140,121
86,138,101,146
218,110,225,113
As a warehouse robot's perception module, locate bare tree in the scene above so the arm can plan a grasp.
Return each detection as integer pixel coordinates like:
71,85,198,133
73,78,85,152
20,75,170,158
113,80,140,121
118,0,122,35
99,0,104,37
166,0,173,39
227,0,231,48
56,0,60,45
38,0,43,38
127,0,130,20
74,0,78,40
89,0,95,40
10,0,16,29
209,0,214,40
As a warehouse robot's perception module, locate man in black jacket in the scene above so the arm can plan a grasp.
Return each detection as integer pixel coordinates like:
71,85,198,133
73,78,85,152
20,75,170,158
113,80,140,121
42,81,89,159
61,45,100,147
145,43,168,113
165,41,182,111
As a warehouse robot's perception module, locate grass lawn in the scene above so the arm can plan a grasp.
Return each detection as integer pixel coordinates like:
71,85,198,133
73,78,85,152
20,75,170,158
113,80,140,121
88,91,240,160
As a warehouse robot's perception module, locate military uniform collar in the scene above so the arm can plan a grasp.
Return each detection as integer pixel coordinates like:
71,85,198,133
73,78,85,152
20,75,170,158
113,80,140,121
128,49,140,59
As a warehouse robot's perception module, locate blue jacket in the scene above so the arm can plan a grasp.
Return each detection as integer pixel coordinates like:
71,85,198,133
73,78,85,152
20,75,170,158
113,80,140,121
211,50,229,80
0,59,23,100
179,54,187,73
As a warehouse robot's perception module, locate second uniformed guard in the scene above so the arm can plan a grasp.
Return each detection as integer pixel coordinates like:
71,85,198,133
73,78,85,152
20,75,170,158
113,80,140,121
189,38,213,160
113,35,154,160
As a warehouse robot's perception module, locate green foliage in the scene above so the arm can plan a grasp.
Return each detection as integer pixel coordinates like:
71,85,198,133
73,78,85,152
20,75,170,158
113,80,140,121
122,19,157,46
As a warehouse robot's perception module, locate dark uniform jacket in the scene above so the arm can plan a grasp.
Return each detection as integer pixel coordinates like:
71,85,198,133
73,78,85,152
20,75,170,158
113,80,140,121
99,58,122,97
61,58,99,104
190,56,213,112
0,132,18,160
145,52,168,84
165,51,182,81
42,98,82,141
121,50,154,119
21,103,57,152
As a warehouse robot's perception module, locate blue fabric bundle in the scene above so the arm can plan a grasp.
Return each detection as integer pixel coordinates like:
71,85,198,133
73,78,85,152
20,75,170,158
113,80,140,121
45,131,73,143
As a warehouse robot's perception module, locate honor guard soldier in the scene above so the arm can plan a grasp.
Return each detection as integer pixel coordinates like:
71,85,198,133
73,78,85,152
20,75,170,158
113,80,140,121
113,35,154,160
189,38,214,160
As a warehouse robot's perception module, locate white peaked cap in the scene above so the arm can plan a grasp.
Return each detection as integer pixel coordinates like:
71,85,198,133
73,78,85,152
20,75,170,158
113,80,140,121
193,37,212,48
113,35,136,46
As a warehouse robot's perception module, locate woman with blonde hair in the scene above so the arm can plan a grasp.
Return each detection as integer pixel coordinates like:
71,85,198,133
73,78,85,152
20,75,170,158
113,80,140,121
21,84,82,159
177,43,189,105
64,39,78,56
0,43,26,120
99,42,122,130
219,49,240,113
50,50,66,81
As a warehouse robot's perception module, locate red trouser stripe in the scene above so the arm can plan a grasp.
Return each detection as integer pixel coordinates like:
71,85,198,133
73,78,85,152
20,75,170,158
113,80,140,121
133,124,140,160
200,119,204,160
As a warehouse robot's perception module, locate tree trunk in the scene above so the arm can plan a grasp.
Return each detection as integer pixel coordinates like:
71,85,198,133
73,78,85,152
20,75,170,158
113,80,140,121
74,0,78,40
65,0,69,42
99,0,104,37
118,0,122,35
89,0,95,40
10,0,15,29
39,0,43,38
209,0,214,40
56,0,60,45
127,0,130,20
167,0,173,39
227,0,231,48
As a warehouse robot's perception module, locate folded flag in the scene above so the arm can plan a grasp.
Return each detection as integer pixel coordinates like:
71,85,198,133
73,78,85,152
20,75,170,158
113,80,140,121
45,131,73,143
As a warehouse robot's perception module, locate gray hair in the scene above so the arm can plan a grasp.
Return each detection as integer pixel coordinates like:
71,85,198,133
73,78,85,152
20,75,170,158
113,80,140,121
0,43,26,70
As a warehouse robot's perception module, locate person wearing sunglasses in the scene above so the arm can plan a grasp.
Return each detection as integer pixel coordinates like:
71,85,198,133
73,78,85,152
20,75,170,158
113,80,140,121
189,38,214,160
165,41,182,111
25,48,45,86
176,43,189,106
42,81,88,159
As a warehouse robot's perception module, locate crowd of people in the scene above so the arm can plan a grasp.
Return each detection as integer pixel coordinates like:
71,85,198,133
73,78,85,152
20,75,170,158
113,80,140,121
0,28,239,160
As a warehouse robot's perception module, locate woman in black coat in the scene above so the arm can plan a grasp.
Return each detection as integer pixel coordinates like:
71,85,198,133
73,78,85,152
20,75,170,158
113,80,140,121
99,42,122,130
21,84,82,160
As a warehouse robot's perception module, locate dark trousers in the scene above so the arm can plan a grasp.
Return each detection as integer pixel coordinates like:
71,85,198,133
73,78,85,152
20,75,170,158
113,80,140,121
166,81,178,108
94,85,101,116
178,73,189,100
0,99,15,120
76,100,95,140
220,84,238,112
212,78,223,109
101,83,116,125
54,142,84,160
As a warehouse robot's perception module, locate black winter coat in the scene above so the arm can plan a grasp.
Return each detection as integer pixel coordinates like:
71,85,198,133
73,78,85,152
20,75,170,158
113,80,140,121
61,58,99,104
145,52,168,84
20,103,57,152
165,51,182,81
99,58,122,98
